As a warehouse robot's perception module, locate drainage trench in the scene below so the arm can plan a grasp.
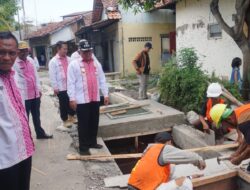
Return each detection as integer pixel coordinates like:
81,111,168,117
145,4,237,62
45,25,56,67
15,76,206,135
104,134,156,174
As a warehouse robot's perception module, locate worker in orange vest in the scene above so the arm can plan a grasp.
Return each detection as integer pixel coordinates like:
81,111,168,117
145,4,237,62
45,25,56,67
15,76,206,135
210,103,250,172
192,83,225,142
128,132,206,190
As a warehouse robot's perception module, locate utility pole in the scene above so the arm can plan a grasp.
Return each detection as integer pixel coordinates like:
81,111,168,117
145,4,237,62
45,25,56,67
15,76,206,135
21,0,27,38
17,9,22,40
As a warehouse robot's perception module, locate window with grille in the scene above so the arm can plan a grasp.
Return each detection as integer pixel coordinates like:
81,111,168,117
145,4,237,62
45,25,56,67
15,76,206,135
208,23,222,39
128,37,152,42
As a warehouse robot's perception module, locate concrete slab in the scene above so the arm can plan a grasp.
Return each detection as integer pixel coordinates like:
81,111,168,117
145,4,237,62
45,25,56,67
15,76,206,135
172,125,218,159
172,125,215,149
99,94,185,139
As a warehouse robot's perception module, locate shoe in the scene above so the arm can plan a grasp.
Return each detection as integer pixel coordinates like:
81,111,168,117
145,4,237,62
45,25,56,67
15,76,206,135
79,150,90,155
68,115,78,124
63,120,73,128
37,134,53,139
89,144,103,149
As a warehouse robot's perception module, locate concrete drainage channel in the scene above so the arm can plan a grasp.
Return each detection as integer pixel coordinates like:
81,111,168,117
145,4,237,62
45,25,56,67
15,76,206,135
69,92,250,190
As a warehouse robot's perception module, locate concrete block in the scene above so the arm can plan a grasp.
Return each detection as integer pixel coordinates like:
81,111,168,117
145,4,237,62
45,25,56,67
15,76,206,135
99,99,185,139
172,125,218,159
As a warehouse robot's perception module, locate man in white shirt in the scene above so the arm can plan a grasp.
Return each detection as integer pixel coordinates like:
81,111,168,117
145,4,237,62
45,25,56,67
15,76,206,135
49,41,76,128
67,40,109,155
14,41,52,139
71,39,99,62
0,31,34,190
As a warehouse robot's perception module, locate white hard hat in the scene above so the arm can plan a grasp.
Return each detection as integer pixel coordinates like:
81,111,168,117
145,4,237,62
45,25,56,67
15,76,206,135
206,83,222,98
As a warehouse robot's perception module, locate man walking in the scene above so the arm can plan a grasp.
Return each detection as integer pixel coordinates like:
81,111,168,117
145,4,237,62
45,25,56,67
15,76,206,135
132,42,152,100
14,41,52,139
67,40,109,155
49,41,76,128
0,31,34,190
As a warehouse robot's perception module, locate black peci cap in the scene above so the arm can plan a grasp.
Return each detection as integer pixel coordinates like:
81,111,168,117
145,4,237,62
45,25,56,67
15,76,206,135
154,132,172,144
144,42,153,49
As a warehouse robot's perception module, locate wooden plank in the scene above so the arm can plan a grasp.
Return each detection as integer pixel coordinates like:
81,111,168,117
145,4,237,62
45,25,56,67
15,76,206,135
110,110,127,116
192,170,238,187
238,168,250,183
187,143,238,152
67,143,238,161
103,127,172,141
194,177,237,190
105,72,121,76
67,153,142,161
100,103,149,114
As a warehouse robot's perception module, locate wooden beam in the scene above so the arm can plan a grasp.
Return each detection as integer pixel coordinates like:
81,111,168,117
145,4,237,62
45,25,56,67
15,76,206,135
103,128,172,141
66,143,238,161
187,143,239,152
192,170,238,187
100,103,149,114
237,168,250,183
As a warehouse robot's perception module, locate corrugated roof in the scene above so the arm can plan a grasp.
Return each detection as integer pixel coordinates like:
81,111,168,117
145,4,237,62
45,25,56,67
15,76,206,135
83,11,93,26
26,16,82,39
62,11,92,18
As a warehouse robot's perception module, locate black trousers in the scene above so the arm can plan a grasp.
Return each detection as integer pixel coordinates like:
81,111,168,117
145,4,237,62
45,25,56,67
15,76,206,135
25,98,45,137
77,102,100,151
57,91,75,121
0,157,32,190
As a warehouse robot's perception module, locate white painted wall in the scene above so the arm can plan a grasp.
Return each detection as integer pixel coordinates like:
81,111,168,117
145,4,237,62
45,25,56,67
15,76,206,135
119,6,175,24
50,26,75,45
176,0,242,79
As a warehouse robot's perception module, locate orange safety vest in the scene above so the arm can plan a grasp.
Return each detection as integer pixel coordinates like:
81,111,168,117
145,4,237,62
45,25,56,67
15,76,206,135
234,104,250,124
206,98,224,122
128,144,170,190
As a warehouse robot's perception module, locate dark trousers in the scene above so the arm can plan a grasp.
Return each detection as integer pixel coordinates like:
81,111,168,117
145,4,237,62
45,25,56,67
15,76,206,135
25,98,45,137
57,91,75,121
77,102,100,151
0,157,32,190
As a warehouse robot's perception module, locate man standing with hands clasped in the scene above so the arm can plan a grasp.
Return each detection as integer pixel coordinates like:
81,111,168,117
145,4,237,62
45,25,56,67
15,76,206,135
67,40,109,155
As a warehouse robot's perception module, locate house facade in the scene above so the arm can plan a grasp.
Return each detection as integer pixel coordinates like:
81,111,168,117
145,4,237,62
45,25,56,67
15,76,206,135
76,0,176,75
176,0,242,79
26,12,92,67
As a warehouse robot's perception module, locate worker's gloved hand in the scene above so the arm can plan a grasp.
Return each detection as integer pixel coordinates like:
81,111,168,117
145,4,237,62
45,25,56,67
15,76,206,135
197,160,206,170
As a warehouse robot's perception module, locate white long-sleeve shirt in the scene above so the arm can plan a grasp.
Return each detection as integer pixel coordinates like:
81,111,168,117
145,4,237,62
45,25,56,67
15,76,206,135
0,71,34,169
49,54,71,92
71,51,100,63
13,56,41,100
67,58,108,104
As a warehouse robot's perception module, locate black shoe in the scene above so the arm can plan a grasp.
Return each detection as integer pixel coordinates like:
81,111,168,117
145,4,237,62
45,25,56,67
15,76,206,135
89,144,103,149
79,150,90,155
37,134,53,139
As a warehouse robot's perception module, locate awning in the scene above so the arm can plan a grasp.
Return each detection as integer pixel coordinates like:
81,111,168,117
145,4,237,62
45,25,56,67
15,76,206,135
76,19,119,36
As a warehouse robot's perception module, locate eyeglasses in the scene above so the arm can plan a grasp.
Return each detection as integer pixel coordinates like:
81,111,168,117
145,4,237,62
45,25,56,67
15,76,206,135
0,50,17,57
